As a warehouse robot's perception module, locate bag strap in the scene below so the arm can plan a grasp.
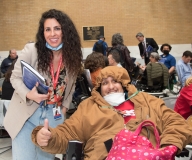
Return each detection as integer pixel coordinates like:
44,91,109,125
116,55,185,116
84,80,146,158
133,120,160,149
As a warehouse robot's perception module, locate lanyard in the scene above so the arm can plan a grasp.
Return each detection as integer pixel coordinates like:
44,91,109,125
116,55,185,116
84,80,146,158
50,56,63,95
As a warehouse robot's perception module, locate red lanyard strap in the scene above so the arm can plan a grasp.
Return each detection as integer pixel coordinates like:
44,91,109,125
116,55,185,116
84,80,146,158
50,56,63,93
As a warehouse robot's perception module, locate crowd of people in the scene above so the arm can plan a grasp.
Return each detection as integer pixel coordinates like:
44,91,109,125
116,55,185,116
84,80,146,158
0,8,192,160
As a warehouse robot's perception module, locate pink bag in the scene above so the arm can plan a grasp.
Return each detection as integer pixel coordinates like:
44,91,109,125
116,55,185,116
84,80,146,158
106,120,177,160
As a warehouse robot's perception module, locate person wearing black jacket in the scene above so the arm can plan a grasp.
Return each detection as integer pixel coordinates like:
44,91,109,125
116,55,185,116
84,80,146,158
1,49,18,74
107,33,134,74
136,32,159,65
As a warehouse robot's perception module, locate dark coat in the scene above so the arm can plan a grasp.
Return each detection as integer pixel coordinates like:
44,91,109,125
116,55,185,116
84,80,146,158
138,38,159,65
107,44,134,72
138,38,159,57
1,80,14,100
0,56,18,74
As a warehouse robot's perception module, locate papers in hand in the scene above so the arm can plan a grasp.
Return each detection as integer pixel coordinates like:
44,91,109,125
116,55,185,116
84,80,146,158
146,45,154,53
21,60,49,94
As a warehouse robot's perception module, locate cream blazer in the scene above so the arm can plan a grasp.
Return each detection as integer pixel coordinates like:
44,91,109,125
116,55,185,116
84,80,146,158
4,43,76,139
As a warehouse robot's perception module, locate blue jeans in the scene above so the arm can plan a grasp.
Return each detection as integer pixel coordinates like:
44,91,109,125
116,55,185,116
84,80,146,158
12,104,64,160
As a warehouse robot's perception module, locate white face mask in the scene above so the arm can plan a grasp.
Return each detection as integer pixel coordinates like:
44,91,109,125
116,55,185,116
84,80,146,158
103,92,125,106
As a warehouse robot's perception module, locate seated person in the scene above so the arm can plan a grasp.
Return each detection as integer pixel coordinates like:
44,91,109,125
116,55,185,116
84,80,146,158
84,52,105,87
0,49,18,74
1,59,17,100
176,51,192,87
174,76,192,119
32,66,192,159
159,43,176,74
107,50,122,67
138,52,169,89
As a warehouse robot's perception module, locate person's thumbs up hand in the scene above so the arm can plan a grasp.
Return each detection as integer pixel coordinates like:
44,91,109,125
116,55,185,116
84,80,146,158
44,118,49,130
36,119,51,146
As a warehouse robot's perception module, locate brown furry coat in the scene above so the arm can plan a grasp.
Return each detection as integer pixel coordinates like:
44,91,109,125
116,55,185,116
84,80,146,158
32,66,192,160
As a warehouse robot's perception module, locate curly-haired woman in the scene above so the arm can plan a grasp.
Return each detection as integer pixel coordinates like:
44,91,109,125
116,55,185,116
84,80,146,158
84,52,105,87
4,9,82,160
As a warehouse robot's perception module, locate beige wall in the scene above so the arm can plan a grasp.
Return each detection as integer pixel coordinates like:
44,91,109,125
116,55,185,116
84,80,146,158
0,0,192,51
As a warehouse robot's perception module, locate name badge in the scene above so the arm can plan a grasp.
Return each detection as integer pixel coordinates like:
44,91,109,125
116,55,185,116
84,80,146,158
53,106,62,120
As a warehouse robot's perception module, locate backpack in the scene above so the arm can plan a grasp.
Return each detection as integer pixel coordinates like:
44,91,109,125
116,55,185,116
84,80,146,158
94,41,104,54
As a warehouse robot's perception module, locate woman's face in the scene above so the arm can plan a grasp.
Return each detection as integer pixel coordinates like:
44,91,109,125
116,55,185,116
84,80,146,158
101,76,124,96
44,18,63,48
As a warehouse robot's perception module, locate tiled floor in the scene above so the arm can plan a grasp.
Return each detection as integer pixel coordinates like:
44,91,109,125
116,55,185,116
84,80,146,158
0,138,62,160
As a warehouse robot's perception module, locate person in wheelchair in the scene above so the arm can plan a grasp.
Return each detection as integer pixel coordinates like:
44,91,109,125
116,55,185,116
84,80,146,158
137,52,169,92
32,66,192,159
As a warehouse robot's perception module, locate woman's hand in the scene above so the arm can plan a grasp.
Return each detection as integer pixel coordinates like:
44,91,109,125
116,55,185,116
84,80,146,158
26,83,49,103
136,62,141,67
140,65,146,71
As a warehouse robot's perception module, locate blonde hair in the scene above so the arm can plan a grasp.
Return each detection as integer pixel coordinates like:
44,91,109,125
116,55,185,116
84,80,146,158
185,76,192,86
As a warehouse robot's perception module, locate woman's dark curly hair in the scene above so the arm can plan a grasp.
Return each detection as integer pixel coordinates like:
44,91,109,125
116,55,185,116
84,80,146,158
111,33,124,46
84,52,105,73
35,9,82,76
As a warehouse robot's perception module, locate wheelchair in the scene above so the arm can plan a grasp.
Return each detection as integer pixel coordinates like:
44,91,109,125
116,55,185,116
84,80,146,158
72,73,91,108
63,73,91,159
66,72,92,117
131,72,168,98
168,71,182,95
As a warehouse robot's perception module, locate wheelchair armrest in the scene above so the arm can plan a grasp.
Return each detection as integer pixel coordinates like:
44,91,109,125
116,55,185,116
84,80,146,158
176,148,189,157
64,140,83,160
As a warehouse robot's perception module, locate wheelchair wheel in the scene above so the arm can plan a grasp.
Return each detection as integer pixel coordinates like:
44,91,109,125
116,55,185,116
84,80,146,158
168,73,181,95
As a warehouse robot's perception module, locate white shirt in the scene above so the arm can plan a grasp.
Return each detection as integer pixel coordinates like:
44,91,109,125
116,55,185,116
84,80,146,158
142,37,147,50
117,63,122,67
